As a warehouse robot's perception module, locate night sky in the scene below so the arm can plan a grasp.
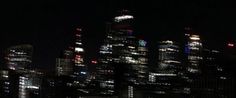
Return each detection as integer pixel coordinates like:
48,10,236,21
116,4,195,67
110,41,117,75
0,0,235,69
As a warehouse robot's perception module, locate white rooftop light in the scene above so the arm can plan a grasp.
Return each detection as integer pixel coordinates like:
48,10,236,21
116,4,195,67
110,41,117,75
114,15,134,22
189,35,200,40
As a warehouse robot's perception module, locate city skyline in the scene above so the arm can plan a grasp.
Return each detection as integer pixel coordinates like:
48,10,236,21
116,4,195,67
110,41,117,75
0,1,235,98
0,1,235,71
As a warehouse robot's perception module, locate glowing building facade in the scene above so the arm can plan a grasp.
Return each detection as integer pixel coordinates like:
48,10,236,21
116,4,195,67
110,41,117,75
5,45,33,71
134,39,148,84
185,34,202,74
97,10,146,97
0,70,11,98
55,47,74,76
146,40,186,97
56,58,73,76
157,40,181,74
97,24,115,95
111,10,138,98
2,45,43,98
111,12,136,65
184,33,203,97
0,70,20,98
18,71,42,98
72,28,87,83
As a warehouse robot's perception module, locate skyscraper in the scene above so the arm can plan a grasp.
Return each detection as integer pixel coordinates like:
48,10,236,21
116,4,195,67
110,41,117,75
97,10,141,97
146,40,186,97
55,48,74,76
184,34,202,74
184,32,203,97
111,10,136,65
135,39,148,84
56,58,73,76
18,70,43,98
111,11,137,95
70,27,91,96
97,23,115,95
72,28,87,82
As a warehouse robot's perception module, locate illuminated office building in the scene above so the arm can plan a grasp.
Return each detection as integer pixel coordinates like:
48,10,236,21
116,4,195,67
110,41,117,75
184,34,202,74
0,70,20,98
146,40,186,97
0,70,11,98
157,40,181,74
72,28,87,82
184,32,204,97
112,10,137,98
97,10,142,97
97,28,115,95
133,39,148,84
18,70,43,98
70,27,90,96
53,28,88,96
111,10,140,85
5,44,33,71
112,10,138,88
111,10,136,65
56,47,74,76
56,58,73,76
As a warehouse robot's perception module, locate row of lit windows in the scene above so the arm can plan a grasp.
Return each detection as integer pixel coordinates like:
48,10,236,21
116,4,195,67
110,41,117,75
188,56,203,60
99,51,112,54
188,41,202,46
100,82,114,88
159,48,179,52
7,58,31,62
160,40,174,44
187,68,199,73
98,70,114,73
138,47,148,51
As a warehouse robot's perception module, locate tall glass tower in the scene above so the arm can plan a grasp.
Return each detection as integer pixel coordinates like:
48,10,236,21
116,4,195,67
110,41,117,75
184,32,203,97
97,23,115,95
111,10,136,65
184,34,202,74
135,39,148,84
97,10,145,97
111,10,138,91
72,28,87,84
